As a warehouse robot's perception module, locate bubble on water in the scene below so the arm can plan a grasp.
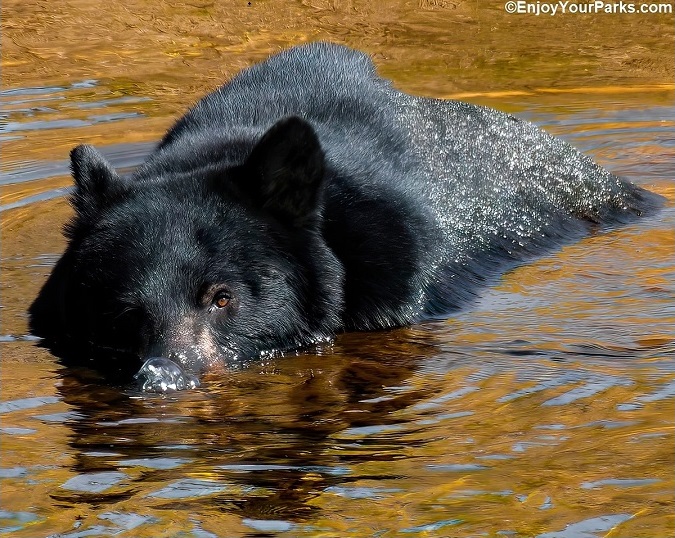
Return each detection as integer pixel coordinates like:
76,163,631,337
134,357,200,393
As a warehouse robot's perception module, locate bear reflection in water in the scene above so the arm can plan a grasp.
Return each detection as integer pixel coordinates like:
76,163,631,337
29,43,663,392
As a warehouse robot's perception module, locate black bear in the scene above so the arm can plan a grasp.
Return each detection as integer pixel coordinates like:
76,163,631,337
30,42,662,391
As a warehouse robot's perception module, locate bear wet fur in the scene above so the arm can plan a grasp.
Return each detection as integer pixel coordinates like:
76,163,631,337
30,42,663,384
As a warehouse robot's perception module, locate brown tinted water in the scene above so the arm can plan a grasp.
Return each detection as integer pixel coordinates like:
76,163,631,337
1,1,674,536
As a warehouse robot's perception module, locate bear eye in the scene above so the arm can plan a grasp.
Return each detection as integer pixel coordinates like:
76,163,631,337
199,284,233,311
213,290,231,309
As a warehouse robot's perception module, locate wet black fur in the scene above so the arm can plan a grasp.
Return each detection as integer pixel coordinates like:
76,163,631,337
29,43,663,377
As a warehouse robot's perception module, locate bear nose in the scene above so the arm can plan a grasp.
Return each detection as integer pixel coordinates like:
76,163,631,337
143,313,206,370
145,339,202,372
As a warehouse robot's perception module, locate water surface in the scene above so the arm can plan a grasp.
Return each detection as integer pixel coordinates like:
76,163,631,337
1,2,674,536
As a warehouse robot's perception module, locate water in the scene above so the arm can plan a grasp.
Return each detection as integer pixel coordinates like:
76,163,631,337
2,2,674,536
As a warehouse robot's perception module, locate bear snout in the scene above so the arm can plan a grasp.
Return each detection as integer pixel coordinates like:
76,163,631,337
143,314,222,371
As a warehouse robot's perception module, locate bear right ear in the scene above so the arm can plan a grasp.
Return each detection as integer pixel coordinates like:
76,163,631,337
69,144,125,217
236,116,326,227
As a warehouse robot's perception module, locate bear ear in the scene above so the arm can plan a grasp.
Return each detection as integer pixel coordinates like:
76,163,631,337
69,144,125,217
238,116,325,227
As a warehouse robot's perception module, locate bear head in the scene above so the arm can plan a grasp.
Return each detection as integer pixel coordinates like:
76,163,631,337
29,117,345,379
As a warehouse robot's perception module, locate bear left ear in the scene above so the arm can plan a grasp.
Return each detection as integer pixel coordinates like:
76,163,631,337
238,116,325,227
70,144,125,218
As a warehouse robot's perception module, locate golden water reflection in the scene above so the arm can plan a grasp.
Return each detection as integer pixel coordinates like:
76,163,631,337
2,1,674,536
